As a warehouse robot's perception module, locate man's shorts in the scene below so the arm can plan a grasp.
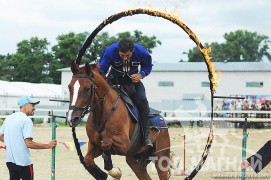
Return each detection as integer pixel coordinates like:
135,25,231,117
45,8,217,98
6,162,34,180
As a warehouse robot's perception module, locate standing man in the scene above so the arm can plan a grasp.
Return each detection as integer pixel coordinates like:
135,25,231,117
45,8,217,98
0,96,57,180
99,38,153,148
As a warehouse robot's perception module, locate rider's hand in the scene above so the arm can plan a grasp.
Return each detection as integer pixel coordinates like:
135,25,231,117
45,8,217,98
131,74,142,83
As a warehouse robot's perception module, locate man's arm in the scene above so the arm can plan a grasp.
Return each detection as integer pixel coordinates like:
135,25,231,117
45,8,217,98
99,49,113,75
0,134,4,143
138,46,152,79
25,138,57,149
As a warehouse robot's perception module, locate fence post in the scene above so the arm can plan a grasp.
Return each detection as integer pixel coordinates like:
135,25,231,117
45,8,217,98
48,111,51,123
51,110,56,180
241,117,248,180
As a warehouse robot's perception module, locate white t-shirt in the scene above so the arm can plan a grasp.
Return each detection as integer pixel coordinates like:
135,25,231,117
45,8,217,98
0,112,33,166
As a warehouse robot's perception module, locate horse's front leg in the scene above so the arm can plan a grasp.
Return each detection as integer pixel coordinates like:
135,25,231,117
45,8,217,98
102,150,122,179
85,142,121,180
84,142,108,180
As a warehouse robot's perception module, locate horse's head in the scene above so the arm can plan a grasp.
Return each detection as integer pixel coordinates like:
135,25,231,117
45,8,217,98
67,61,98,127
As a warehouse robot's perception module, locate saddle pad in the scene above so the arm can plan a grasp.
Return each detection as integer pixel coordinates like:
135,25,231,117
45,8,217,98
125,103,139,122
119,88,167,128
149,114,168,128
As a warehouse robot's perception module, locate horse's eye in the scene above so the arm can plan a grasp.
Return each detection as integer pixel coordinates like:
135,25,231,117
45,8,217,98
84,86,91,92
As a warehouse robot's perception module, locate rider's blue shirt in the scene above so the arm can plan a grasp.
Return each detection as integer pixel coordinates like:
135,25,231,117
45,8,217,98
99,42,153,83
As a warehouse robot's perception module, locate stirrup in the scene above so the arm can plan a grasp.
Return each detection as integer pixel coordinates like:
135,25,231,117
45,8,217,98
144,138,153,148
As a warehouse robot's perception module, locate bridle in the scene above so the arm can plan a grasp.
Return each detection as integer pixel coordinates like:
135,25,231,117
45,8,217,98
69,74,120,134
69,74,96,118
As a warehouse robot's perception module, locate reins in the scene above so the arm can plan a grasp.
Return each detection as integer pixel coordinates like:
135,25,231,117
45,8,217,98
89,95,120,134
69,74,120,135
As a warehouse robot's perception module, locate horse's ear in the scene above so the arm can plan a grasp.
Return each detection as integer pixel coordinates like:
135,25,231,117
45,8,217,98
90,63,100,72
85,62,93,78
71,61,79,74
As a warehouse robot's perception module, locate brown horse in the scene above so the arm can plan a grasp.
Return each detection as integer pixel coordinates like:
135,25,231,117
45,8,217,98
67,61,170,180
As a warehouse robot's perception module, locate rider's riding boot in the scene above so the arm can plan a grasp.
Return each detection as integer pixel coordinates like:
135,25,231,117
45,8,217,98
139,101,153,148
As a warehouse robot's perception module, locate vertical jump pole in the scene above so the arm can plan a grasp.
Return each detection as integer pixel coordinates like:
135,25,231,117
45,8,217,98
51,110,56,180
241,117,248,180
183,135,186,173
181,134,187,176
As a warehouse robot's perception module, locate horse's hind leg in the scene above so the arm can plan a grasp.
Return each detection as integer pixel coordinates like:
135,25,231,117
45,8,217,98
126,156,152,180
155,129,170,180
155,152,170,180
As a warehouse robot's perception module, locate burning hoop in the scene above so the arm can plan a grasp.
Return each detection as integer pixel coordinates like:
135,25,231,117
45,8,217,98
75,8,218,179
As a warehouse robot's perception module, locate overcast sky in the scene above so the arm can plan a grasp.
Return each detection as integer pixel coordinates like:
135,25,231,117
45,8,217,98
1,0,270,63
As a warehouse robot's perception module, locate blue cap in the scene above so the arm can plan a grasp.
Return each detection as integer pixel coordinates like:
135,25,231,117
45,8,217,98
18,96,40,107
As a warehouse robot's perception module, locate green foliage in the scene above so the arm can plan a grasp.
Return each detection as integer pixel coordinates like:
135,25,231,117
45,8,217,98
186,30,271,62
50,32,89,83
33,119,44,124
0,30,160,84
11,37,53,83
0,54,14,81
88,30,161,62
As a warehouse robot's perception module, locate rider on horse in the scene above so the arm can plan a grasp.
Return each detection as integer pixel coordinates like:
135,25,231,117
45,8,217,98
99,38,153,148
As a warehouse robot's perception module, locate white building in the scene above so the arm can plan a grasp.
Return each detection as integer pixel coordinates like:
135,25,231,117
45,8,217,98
0,80,62,109
59,62,271,104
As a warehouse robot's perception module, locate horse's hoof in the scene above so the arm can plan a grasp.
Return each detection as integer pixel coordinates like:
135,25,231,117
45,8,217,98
107,167,122,179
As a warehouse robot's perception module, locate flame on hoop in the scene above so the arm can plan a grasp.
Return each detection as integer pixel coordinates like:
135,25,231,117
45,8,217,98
200,47,221,94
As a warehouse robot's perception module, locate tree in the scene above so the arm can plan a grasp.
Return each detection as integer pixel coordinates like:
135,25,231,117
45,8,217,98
51,30,161,83
2,31,161,84
51,32,89,83
88,30,161,62
0,54,14,81
186,30,271,62
11,37,53,83
52,32,89,68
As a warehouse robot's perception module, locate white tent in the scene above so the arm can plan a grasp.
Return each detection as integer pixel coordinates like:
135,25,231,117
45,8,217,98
0,80,62,109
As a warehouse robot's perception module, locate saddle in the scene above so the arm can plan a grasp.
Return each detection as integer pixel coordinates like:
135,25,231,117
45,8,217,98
117,86,168,155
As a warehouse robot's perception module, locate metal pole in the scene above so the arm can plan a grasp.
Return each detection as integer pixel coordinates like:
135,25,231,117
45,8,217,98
213,96,245,100
183,135,186,172
49,99,70,103
181,135,186,176
51,110,56,180
241,117,248,180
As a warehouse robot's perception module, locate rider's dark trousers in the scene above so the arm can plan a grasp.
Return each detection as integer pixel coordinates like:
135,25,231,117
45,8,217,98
133,81,148,106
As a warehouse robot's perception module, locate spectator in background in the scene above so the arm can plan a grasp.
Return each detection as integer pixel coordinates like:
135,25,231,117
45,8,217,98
222,99,229,110
235,99,243,117
261,102,266,118
235,99,242,110
229,100,236,117
221,99,229,117
0,96,57,180
251,96,259,110
264,100,271,118
229,101,236,110
215,100,221,111
243,100,250,110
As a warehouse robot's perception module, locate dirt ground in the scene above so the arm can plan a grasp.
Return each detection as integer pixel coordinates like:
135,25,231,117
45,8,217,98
1,125,271,180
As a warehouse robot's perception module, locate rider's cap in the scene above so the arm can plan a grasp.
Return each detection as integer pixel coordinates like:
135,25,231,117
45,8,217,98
18,96,40,107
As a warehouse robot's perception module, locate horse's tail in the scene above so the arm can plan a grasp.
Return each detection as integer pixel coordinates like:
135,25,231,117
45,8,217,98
72,127,107,179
